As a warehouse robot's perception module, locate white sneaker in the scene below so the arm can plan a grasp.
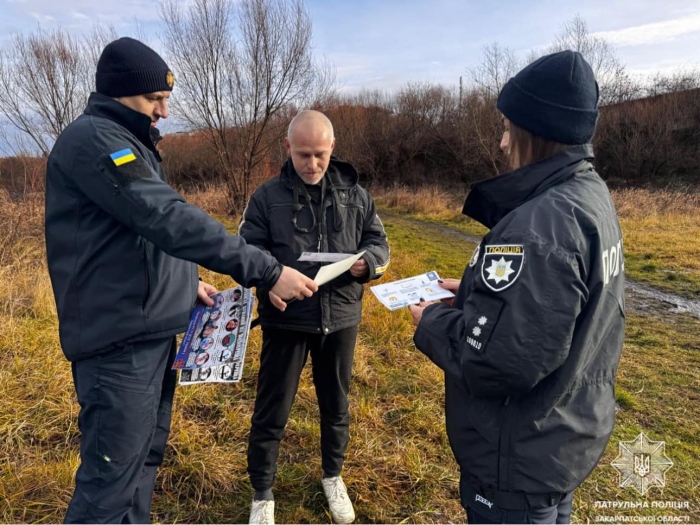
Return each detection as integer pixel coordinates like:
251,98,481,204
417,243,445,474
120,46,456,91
249,499,275,524
322,476,355,524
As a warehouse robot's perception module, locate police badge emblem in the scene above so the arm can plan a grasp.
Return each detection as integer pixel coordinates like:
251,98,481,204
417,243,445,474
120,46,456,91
481,244,524,292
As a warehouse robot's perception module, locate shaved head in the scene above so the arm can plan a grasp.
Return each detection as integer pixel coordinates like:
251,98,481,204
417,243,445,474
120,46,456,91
285,110,336,185
287,110,334,142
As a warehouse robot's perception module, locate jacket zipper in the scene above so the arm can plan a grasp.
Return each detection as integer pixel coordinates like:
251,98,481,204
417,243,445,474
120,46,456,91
320,195,331,332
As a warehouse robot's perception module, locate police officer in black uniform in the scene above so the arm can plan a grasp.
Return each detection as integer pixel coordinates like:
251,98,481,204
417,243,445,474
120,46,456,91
45,37,317,524
409,51,625,524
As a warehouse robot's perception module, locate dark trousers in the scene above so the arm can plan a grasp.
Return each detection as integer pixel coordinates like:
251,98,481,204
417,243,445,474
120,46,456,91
247,326,357,491
465,492,574,524
65,337,178,524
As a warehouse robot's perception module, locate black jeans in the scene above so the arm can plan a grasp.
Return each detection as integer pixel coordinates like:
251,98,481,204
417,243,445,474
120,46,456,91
465,492,574,524
64,337,178,524
247,326,357,491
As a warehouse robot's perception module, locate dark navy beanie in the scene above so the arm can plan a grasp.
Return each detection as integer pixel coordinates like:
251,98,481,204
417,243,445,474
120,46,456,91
96,37,174,97
497,50,599,145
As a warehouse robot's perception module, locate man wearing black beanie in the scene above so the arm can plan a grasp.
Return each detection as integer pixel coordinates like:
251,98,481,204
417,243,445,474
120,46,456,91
410,51,625,524
46,37,318,524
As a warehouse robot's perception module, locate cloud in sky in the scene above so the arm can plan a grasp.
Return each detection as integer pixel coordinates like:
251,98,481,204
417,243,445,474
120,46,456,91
592,12,700,47
3,0,162,29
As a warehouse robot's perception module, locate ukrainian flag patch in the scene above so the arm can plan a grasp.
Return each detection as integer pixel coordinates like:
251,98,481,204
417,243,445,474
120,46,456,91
110,148,137,166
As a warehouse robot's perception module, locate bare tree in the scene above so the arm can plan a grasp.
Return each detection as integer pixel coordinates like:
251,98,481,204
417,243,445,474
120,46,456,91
646,68,700,97
463,44,518,175
0,29,90,156
160,0,335,212
467,43,520,99
83,24,119,67
542,15,630,105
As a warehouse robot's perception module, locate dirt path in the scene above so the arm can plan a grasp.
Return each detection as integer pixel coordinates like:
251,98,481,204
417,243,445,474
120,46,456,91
381,212,700,319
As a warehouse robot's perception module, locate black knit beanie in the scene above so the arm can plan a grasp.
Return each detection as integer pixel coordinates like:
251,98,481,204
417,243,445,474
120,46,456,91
497,50,599,145
96,37,174,97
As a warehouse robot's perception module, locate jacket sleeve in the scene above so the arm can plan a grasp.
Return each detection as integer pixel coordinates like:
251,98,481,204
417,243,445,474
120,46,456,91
70,130,282,289
238,189,272,256
413,230,587,398
355,190,390,284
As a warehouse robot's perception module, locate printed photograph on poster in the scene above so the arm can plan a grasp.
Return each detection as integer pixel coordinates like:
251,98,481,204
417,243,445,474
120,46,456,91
172,286,256,384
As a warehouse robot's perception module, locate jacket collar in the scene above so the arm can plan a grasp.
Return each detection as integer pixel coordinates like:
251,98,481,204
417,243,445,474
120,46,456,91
84,92,159,156
463,144,595,229
280,156,359,191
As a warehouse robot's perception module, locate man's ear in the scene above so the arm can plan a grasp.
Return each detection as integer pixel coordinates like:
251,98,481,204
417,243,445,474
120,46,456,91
331,138,336,152
284,137,291,155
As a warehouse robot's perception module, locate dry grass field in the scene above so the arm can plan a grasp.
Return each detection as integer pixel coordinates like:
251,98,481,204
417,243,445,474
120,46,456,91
0,184,698,523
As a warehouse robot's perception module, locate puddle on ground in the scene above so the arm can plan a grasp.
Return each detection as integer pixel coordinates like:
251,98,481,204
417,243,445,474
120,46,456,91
625,281,700,318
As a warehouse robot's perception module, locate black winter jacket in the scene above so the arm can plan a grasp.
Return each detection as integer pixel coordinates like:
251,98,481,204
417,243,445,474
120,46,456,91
45,93,282,361
239,158,390,334
414,145,625,513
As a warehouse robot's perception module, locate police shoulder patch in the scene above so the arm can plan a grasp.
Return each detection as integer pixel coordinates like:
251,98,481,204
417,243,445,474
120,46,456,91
480,244,524,292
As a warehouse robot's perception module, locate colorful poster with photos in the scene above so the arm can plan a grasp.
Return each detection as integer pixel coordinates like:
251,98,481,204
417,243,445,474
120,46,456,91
173,286,256,384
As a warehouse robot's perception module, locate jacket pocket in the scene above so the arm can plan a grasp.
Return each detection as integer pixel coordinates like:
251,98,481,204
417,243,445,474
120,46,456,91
94,349,157,465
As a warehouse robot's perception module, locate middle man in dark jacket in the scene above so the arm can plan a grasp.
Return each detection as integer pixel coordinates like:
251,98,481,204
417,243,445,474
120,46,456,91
240,110,389,525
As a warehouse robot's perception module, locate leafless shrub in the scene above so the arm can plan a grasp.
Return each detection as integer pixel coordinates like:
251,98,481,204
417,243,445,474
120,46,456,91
0,29,90,155
160,0,335,213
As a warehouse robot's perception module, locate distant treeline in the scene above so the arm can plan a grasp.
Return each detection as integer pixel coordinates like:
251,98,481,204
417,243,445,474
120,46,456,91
164,82,700,191
1,84,699,201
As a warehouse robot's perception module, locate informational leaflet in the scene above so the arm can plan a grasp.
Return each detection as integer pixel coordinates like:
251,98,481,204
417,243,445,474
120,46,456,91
370,271,454,311
314,251,365,286
173,286,256,384
298,252,355,263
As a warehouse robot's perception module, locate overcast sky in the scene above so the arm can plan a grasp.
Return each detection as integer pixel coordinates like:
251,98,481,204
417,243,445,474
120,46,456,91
2,0,699,92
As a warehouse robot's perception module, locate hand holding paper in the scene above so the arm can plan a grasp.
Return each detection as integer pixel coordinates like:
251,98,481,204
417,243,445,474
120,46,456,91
314,251,365,286
273,252,367,309
349,257,369,278
271,266,318,303
370,271,454,311
408,301,431,326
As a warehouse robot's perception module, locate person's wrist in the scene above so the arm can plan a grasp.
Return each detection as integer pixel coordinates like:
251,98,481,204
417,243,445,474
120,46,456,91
272,262,285,287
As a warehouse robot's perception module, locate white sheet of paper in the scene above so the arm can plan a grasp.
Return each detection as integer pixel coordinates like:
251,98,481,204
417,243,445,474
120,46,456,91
313,251,365,286
298,252,356,263
370,271,454,311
